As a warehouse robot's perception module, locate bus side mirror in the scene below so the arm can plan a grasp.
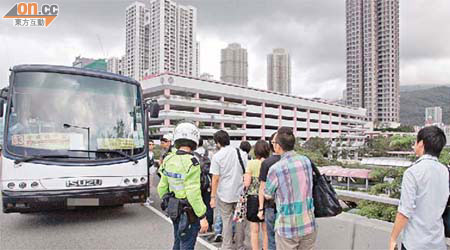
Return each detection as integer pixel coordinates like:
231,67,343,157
0,99,3,118
0,87,9,118
146,99,160,118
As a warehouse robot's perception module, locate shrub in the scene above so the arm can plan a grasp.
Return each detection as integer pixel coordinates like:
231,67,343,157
356,200,397,222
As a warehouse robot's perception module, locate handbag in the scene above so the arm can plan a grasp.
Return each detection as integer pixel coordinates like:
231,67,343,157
232,148,248,222
309,158,342,218
443,166,450,238
233,188,248,223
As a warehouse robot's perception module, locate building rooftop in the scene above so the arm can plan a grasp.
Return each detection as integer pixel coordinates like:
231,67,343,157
143,72,367,113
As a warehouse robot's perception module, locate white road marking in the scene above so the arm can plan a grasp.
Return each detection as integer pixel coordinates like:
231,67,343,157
145,204,219,250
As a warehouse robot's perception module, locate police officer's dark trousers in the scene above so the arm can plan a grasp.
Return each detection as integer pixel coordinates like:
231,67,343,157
171,216,200,250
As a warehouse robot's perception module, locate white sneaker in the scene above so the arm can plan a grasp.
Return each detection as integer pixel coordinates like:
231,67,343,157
142,198,154,206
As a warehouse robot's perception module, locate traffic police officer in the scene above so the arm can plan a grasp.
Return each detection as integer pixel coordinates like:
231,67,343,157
160,132,176,165
157,123,209,250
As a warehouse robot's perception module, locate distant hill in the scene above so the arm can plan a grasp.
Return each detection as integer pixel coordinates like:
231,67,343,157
400,86,450,126
400,84,446,93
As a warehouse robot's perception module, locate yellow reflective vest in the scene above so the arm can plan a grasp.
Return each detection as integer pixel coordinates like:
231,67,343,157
157,150,206,218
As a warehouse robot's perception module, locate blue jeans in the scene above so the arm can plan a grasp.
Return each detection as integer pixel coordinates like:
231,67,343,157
214,209,236,236
265,207,276,250
171,214,200,250
202,191,214,227
214,208,223,235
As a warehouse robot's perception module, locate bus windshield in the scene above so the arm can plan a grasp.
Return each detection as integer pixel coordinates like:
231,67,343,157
6,71,145,161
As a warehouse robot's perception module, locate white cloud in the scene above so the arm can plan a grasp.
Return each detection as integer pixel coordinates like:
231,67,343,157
400,58,450,85
1,0,449,99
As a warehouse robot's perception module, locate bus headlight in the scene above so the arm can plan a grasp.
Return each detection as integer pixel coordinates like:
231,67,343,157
132,178,138,184
7,182,15,189
124,178,130,185
140,177,147,183
31,182,39,188
19,182,27,189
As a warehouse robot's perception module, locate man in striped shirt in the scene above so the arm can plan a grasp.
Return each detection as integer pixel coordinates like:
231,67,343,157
264,127,317,250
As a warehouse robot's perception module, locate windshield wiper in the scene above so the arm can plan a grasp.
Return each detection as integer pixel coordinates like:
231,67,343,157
68,149,138,164
14,154,73,164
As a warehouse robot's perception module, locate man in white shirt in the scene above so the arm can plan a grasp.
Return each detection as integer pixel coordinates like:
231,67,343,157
210,130,249,250
390,126,449,250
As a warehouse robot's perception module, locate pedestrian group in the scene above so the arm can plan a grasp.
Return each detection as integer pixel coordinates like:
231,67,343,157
151,122,449,250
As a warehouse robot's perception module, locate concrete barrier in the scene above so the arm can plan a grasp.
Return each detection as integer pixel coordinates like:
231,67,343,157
316,212,450,250
336,190,400,206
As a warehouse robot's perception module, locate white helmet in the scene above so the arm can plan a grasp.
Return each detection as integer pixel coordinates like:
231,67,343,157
162,132,174,142
173,123,200,146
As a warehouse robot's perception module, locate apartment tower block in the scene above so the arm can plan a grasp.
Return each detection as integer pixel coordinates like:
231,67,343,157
126,0,199,81
345,0,400,126
220,43,248,86
267,48,291,94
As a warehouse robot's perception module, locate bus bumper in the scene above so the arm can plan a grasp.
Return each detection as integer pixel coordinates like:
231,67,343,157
2,185,147,213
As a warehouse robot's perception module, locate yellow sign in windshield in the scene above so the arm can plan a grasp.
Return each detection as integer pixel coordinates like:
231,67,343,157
97,138,136,150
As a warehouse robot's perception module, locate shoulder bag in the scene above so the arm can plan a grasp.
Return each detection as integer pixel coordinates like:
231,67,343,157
309,158,342,218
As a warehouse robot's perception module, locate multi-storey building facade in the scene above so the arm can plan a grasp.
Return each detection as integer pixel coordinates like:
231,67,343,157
445,126,450,147
142,73,367,146
220,43,248,86
267,48,291,94
145,0,198,77
125,1,149,81
120,55,127,76
107,56,127,75
425,106,443,125
72,56,95,68
107,57,120,75
346,0,400,126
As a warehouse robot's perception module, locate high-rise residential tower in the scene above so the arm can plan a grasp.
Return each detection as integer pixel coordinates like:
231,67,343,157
146,0,199,77
220,43,248,86
345,0,400,126
107,57,120,74
125,1,149,80
125,0,199,80
267,48,291,94
107,56,126,75
425,106,443,125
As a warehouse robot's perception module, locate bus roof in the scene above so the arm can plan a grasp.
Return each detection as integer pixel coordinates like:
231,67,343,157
11,64,140,87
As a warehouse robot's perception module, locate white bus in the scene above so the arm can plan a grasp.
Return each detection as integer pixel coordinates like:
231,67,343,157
0,65,159,213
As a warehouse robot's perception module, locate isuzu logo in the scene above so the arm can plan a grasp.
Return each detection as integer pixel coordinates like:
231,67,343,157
66,179,102,187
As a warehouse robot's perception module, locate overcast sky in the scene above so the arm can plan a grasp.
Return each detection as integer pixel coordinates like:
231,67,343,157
1,0,449,100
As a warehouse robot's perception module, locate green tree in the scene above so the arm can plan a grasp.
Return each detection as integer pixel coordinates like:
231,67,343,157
366,137,390,157
440,148,450,166
389,135,415,151
295,145,332,166
368,167,406,198
356,200,397,222
303,137,330,157
148,127,160,135
375,125,415,133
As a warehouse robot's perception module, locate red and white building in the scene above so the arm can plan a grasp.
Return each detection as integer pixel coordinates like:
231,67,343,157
142,73,368,145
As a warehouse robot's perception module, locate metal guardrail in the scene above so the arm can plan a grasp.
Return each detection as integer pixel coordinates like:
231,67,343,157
336,189,400,206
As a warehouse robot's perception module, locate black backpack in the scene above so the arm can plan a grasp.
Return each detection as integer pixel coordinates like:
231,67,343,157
193,150,211,192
